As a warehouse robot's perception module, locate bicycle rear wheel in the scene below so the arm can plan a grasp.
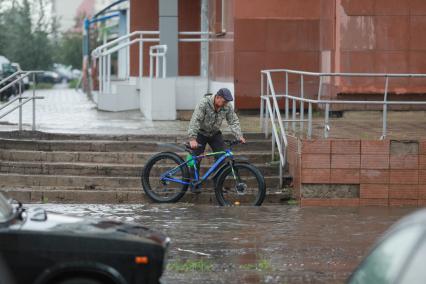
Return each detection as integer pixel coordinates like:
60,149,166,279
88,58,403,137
215,163,266,206
142,152,190,203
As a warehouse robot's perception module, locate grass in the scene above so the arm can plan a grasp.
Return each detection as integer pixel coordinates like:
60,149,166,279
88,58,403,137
286,199,299,205
68,79,79,89
167,259,213,273
239,259,272,271
34,83,54,90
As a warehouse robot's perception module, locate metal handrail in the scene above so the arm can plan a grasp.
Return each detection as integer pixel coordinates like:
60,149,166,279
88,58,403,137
0,71,45,131
0,71,23,86
149,45,167,78
92,30,212,95
260,69,426,171
91,30,160,57
0,96,44,119
0,71,44,93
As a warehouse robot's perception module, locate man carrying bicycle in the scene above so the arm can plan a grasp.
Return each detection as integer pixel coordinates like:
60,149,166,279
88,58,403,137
188,88,246,192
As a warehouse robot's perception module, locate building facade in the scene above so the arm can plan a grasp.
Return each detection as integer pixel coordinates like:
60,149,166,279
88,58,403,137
125,0,426,110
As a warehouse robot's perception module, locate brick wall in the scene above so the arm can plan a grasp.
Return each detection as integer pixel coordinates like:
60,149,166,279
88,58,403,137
286,137,426,207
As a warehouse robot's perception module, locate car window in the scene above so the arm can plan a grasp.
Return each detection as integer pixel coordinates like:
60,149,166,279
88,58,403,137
349,224,425,284
398,235,426,284
0,194,13,222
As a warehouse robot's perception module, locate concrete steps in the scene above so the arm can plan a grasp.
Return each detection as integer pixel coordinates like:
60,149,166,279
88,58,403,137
0,138,270,152
0,173,280,188
0,131,291,204
0,150,272,164
0,161,279,176
1,187,290,205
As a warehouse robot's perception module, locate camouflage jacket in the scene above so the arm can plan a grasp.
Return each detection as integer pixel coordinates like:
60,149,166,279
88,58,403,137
188,94,243,139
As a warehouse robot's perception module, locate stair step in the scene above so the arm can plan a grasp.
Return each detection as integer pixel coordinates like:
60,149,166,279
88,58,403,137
0,150,273,164
0,173,281,188
1,187,290,204
0,131,269,141
0,161,279,176
0,138,271,152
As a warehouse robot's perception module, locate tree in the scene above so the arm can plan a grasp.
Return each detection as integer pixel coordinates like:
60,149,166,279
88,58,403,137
56,32,83,69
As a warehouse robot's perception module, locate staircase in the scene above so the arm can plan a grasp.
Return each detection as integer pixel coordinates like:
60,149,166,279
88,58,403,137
0,131,292,204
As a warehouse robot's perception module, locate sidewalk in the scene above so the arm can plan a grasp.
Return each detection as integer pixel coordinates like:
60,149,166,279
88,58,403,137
1,85,426,140
0,85,262,135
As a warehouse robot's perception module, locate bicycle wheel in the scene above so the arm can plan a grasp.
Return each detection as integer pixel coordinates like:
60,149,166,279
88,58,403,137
142,152,190,203
215,163,266,206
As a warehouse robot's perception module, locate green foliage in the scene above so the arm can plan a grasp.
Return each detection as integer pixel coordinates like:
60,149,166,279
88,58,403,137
34,83,53,90
68,79,79,89
54,32,83,69
0,0,82,71
167,259,213,273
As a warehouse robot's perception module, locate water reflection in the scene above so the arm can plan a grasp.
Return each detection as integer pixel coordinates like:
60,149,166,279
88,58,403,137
28,204,416,283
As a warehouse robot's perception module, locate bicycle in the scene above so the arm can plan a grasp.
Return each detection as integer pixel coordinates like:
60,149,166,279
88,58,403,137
141,140,266,206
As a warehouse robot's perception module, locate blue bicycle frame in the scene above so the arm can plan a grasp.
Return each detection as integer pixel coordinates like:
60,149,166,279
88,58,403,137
159,149,234,186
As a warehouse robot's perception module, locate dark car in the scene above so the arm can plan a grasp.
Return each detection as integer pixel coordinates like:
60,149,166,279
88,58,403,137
348,209,426,284
0,63,21,101
0,193,169,284
35,71,61,84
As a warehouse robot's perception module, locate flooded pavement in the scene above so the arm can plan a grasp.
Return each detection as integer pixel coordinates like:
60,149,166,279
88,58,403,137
28,204,416,283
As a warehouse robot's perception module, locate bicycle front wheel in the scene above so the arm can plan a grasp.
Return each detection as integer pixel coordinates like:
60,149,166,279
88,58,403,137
142,152,189,203
215,163,266,206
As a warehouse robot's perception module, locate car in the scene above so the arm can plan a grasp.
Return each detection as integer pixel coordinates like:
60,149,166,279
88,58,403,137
36,71,61,84
0,192,169,284
348,209,426,284
0,60,20,101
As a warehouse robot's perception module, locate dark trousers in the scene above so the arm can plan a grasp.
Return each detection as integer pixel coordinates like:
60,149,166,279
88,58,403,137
191,131,225,179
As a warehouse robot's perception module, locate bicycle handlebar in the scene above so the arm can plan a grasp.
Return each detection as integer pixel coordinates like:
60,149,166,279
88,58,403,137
184,139,244,152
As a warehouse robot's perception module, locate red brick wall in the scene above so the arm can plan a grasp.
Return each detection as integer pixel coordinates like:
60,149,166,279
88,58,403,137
330,0,426,98
286,137,426,207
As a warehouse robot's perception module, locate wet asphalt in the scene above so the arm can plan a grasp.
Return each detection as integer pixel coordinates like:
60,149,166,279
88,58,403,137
27,203,416,284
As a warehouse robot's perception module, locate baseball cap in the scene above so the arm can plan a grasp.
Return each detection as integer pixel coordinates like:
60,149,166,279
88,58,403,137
216,88,233,102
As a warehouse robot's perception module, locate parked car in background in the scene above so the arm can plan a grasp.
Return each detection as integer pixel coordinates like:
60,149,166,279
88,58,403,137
0,192,170,284
36,71,61,84
53,63,75,82
348,209,426,284
0,56,19,101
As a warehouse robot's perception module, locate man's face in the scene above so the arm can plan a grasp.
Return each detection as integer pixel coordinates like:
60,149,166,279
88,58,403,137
214,95,228,108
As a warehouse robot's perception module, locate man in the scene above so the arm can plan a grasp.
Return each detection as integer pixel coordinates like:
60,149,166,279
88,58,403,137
188,88,246,193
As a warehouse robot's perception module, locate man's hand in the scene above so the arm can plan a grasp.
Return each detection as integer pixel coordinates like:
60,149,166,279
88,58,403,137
239,137,246,144
189,139,199,149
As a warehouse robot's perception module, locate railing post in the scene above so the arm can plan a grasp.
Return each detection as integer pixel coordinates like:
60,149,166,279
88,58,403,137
155,54,160,78
32,73,36,131
285,72,289,129
139,34,143,79
18,80,22,131
300,74,304,134
292,96,296,133
324,103,330,138
162,53,166,78
382,76,389,140
265,77,270,137
260,72,264,131
308,102,312,139
107,54,111,93
98,57,102,93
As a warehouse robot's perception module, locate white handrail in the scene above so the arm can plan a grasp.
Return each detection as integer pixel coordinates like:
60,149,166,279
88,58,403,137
92,30,213,95
149,45,167,78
